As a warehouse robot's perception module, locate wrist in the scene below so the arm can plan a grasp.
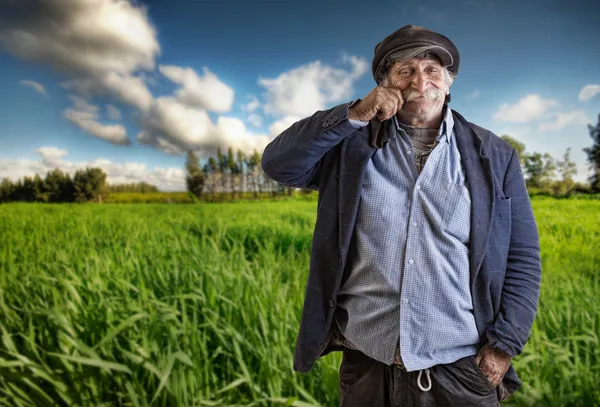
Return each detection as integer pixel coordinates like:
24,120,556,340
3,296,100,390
348,106,359,121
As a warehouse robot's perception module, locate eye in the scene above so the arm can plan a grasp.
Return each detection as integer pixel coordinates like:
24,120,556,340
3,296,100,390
398,68,411,76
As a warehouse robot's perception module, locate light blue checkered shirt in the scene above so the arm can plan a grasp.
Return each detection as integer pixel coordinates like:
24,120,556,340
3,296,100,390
336,106,480,372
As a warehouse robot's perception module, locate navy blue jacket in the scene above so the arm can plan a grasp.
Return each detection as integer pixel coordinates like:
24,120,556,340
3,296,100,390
261,101,542,394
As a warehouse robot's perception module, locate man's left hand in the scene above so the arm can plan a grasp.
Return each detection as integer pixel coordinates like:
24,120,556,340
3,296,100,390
474,344,512,387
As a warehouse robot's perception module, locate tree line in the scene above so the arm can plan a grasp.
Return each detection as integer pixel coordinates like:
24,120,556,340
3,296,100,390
185,146,298,202
1,113,599,203
499,114,599,195
0,147,297,204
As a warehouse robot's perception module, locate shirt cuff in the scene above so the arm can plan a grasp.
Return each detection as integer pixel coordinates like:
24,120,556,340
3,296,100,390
348,118,369,128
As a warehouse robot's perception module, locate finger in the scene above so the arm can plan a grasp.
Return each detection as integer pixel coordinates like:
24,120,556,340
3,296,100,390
375,100,391,120
383,86,404,111
382,102,396,120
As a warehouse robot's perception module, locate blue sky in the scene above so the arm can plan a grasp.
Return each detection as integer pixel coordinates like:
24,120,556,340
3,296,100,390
0,0,599,190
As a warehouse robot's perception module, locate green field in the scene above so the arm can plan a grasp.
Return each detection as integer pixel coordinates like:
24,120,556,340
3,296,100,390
0,198,598,406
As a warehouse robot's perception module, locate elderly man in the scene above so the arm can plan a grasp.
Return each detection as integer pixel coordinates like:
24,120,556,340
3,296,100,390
261,25,541,406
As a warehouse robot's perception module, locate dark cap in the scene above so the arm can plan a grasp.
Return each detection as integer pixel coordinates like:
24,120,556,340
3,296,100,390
372,25,460,84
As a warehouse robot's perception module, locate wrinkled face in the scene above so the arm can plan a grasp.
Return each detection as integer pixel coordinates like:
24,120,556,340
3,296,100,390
382,56,450,117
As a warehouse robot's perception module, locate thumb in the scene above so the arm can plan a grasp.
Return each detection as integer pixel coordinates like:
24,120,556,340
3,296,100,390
475,347,485,365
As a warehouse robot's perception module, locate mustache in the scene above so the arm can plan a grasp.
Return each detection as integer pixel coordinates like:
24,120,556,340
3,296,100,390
402,87,445,102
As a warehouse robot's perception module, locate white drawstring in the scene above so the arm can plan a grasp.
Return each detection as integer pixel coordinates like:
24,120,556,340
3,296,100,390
417,368,432,391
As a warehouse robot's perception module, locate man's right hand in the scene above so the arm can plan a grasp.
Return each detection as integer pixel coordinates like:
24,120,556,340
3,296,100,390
348,86,404,122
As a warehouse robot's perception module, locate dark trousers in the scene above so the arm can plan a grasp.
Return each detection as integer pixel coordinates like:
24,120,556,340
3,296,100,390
339,348,508,407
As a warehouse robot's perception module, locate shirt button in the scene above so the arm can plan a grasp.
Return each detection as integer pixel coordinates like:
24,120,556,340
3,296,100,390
416,185,421,190
333,115,339,121
329,300,335,308
322,121,328,128
412,221,417,227
406,150,412,154
408,259,414,265
403,298,409,304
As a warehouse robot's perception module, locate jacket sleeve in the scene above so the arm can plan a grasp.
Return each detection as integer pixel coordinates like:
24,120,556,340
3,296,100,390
485,148,542,357
261,101,361,191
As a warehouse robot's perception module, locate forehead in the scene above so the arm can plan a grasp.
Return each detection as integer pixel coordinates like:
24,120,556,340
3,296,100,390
391,56,443,69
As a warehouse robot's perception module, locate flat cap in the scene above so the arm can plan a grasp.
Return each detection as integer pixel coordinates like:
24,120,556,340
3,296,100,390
372,25,460,84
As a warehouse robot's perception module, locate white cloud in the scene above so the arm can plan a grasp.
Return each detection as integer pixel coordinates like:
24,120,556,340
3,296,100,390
0,0,159,78
538,111,591,131
136,97,270,156
259,54,368,118
37,146,68,165
241,95,260,112
20,80,47,97
64,96,129,145
159,65,234,113
247,114,263,128
63,72,153,111
0,0,158,112
493,94,559,123
106,105,122,121
0,147,186,191
578,84,600,102
466,89,480,100
268,115,302,137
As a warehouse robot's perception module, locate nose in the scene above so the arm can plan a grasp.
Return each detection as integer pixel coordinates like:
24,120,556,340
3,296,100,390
411,71,429,93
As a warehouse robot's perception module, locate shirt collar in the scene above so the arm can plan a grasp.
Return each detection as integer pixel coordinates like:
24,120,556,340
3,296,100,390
438,104,454,145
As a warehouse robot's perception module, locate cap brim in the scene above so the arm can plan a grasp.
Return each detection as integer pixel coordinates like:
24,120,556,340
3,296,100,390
389,45,453,67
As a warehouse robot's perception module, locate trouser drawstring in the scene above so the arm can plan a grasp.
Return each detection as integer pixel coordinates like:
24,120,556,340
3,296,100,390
417,368,432,391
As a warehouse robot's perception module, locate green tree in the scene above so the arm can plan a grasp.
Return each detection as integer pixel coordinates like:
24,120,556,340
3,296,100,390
202,156,219,202
227,147,237,199
33,173,47,202
21,176,37,202
0,178,15,203
554,147,578,195
185,150,205,199
583,113,600,192
73,167,108,203
236,149,246,198
217,146,228,201
501,135,526,166
247,149,261,199
524,152,556,188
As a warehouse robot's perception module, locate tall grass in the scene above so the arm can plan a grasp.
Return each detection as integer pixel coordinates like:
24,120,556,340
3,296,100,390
0,199,598,406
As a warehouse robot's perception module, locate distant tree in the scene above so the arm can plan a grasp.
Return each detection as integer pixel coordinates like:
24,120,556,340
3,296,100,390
11,179,24,201
226,147,238,199
73,167,108,203
236,149,246,198
21,176,37,202
583,113,600,192
45,169,69,202
554,147,578,195
247,149,261,199
524,152,556,188
0,178,14,203
185,150,205,199
33,173,47,202
217,147,228,201
202,156,219,201
501,135,527,166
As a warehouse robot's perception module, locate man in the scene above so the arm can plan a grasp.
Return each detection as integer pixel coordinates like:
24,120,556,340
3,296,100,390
261,25,541,406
